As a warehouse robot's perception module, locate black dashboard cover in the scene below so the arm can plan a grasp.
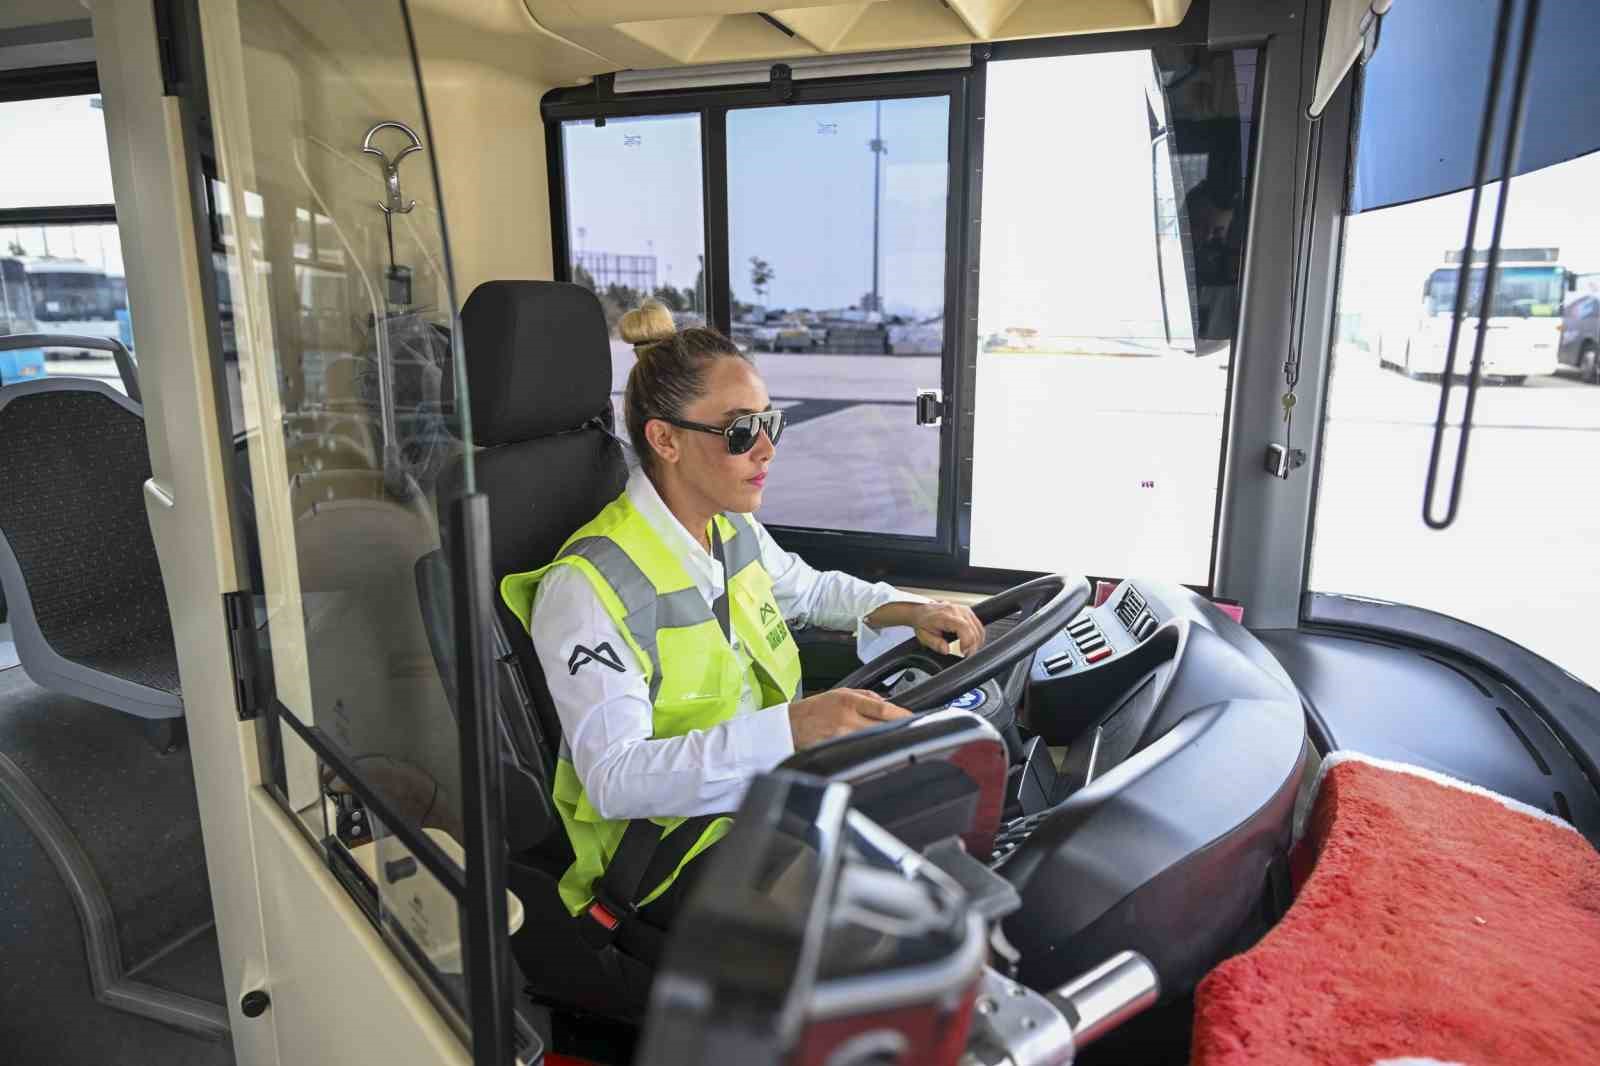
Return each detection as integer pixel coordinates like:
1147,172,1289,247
1000,696,1308,995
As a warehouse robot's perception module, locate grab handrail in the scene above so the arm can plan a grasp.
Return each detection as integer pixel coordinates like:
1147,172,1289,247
1422,0,1542,530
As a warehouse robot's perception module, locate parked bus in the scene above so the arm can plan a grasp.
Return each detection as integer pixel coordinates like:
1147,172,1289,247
19,256,122,357
1381,248,1572,383
0,256,48,385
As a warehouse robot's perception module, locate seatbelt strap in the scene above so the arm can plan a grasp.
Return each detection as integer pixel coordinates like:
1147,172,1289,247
710,522,732,644
588,813,723,936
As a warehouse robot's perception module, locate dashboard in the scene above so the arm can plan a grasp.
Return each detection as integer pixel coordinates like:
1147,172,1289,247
917,578,1304,849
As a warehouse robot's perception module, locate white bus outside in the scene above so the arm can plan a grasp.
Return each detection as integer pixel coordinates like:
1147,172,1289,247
18,256,126,356
1380,247,1571,383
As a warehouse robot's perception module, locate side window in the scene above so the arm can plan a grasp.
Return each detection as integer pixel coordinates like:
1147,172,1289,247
0,92,131,385
559,113,706,421
548,85,962,556
725,98,951,539
968,47,1259,585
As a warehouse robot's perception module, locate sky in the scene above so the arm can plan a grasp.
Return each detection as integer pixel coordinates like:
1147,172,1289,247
562,97,951,318
563,113,707,295
0,94,125,275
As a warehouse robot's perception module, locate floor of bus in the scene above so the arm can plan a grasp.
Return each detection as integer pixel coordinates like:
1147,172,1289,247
0,625,234,1064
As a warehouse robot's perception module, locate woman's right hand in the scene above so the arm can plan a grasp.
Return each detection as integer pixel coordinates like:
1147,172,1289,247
788,688,912,749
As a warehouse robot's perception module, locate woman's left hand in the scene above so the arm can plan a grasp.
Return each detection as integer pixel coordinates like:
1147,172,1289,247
909,601,986,657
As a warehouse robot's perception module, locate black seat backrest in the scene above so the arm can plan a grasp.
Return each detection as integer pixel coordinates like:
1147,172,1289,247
0,379,182,718
415,546,557,853
437,281,628,833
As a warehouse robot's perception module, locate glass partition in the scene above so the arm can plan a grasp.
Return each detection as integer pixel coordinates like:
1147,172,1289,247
199,0,491,1043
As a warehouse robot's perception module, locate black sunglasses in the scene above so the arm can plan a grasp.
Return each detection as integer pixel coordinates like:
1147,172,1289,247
664,410,785,455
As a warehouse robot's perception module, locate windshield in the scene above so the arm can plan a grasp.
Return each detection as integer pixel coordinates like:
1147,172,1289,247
1423,265,1566,318
27,270,113,322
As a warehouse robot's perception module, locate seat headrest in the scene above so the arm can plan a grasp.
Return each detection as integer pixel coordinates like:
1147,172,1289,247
461,280,613,445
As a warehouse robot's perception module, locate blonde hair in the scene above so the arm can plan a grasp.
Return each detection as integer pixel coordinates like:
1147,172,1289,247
619,300,752,474
619,299,678,355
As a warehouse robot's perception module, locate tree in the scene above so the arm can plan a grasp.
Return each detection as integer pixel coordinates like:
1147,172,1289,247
571,261,599,292
685,259,705,313
749,256,774,304
652,285,686,312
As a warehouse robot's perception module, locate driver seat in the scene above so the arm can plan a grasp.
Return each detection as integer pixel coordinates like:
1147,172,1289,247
434,280,645,1017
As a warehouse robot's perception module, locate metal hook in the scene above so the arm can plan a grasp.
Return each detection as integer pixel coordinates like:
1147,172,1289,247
361,121,424,217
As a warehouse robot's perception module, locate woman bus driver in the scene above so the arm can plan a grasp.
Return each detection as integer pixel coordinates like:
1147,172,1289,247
502,300,985,928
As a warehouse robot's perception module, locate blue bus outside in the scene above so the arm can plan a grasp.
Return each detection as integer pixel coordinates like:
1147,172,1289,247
0,257,48,385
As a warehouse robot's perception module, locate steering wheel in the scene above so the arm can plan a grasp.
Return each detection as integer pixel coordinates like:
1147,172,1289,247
833,574,1091,712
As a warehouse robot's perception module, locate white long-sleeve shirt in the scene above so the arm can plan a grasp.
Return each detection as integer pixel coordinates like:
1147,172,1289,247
529,467,925,821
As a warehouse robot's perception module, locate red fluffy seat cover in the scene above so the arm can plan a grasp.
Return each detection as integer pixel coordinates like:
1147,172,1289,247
1191,755,1600,1066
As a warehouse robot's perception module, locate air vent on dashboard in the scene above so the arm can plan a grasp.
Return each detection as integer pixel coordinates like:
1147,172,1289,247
1115,586,1146,631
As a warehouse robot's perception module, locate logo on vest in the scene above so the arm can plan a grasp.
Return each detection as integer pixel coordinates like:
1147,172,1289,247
568,642,625,675
760,603,778,625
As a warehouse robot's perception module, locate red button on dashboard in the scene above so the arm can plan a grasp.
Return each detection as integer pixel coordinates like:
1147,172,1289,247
1085,647,1114,664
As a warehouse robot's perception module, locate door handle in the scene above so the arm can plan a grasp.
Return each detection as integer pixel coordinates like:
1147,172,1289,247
915,388,945,426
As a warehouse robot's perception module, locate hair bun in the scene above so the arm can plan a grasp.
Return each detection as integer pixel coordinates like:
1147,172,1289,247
619,299,677,353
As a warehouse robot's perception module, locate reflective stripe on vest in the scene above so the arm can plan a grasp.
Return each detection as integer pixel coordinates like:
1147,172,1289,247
555,535,711,704
499,496,801,914
554,511,763,703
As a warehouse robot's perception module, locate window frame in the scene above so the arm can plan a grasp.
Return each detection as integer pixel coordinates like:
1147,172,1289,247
0,65,117,229
541,2,1254,596
545,68,973,568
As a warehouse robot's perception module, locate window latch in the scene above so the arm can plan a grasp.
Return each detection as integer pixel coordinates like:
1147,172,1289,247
769,63,795,103
916,388,946,427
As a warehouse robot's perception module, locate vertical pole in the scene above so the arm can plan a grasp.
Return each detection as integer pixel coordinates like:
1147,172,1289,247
453,493,514,1066
870,100,883,313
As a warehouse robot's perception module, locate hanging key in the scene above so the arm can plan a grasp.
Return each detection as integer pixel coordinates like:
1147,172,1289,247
1280,392,1297,422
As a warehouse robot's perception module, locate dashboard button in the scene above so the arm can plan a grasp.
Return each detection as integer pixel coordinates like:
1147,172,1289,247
1085,646,1114,664
1043,653,1072,675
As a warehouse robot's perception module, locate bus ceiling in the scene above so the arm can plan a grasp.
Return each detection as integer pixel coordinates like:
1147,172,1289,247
511,0,1196,72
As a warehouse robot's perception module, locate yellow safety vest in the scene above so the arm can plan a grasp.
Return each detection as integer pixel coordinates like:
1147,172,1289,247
500,492,803,914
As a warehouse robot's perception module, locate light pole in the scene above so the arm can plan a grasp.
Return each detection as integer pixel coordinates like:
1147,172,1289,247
868,100,887,314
